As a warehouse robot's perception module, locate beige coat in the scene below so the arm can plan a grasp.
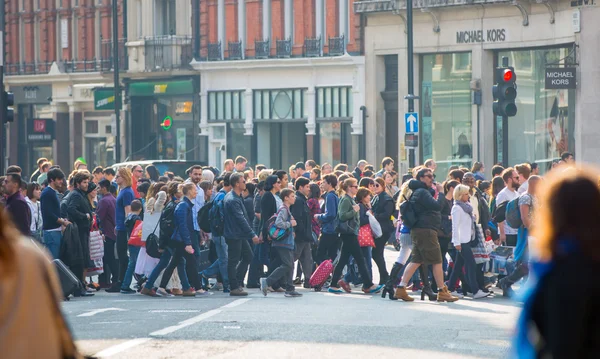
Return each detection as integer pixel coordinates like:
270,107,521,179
0,238,81,359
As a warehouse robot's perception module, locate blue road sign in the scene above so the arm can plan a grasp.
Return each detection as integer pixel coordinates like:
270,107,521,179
405,112,419,133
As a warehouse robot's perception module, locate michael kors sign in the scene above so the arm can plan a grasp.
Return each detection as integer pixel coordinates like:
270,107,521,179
456,29,507,44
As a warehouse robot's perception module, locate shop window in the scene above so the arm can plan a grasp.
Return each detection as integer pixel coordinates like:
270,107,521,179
496,47,575,173
208,90,245,122
85,120,98,134
227,123,253,164
318,122,353,166
253,89,306,120
421,53,472,176
316,86,353,119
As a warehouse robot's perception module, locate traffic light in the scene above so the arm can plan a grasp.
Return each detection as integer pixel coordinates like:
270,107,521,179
492,67,517,117
2,91,14,123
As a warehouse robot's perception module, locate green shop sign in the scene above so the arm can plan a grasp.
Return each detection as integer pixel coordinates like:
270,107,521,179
94,88,120,110
129,80,194,97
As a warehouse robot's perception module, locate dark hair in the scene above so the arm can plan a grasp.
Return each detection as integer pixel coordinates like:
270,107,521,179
92,166,104,174
471,161,483,173
501,167,515,183
73,171,90,186
478,180,491,194
444,180,460,195
334,163,348,172
491,165,505,178
235,156,247,165
167,181,179,197
311,168,321,180
363,170,374,178
98,179,112,191
381,157,394,168
448,169,464,182
103,168,116,176
531,162,539,171
279,188,294,201
359,177,374,188
560,152,573,161
256,164,267,172
47,168,65,183
6,165,22,175
365,165,374,172
229,172,244,187
186,165,202,176
416,168,433,180
158,175,169,183
295,176,310,190
306,160,317,168
146,165,160,181
199,180,212,194
491,176,505,197
165,171,175,180
130,199,143,212
222,172,232,187
274,170,287,181
356,187,372,203
323,174,338,188
245,182,256,197
309,183,321,199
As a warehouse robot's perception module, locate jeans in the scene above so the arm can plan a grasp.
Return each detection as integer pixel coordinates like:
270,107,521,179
372,233,389,284
294,241,314,288
43,230,62,260
248,242,269,286
145,247,190,290
160,242,202,290
116,230,129,283
225,238,253,290
331,234,374,289
266,247,295,292
316,233,340,264
103,237,119,284
448,244,479,294
344,247,372,284
201,236,229,289
191,230,201,272
121,245,141,290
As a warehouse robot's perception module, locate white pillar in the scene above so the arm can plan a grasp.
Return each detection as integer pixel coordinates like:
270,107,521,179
68,103,76,165
338,0,348,39
244,89,253,136
284,0,293,40
316,0,324,53
218,0,225,58
306,86,316,135
238,0,246,58
200,91,209,136
262,0,271,41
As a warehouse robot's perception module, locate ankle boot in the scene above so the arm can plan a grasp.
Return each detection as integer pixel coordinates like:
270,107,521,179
394,286,414,302
437,285,459,302
419,266,436,301
382,262,404,300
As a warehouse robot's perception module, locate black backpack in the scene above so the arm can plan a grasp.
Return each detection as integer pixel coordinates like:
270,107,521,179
159,201,177,243
197,201,214,233
399,195,417,228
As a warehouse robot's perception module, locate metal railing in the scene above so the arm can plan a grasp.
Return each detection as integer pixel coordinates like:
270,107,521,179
254,39,270,59
228,40,243,60
304,37,321,57
144,35,193,71
4,61,53,75
207,41,222,61
276,38,292,58
328,35,345,56
62,58,104,73
100,38,128,72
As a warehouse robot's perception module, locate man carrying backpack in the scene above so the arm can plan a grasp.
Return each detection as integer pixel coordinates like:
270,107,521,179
199,172,232,293
497,168,520,246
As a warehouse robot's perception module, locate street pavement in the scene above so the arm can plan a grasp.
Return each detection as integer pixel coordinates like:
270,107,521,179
64,247,521,358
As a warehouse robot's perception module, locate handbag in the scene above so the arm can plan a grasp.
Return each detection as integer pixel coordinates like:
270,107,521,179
127,220,144,247
89,216,104,261
145,220,162,259
358,224,375,247
367,212,382,238
336,217,358,235
471,223,490,264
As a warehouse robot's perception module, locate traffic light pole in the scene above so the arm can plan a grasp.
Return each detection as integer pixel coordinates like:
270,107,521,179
0,0,5,174
405,0,417,169
502,115,508,167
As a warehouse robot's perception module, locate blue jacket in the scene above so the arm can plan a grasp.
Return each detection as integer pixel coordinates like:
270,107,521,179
223,190,256,241
41,186,62,231
172,197,194,246
317,191,339,235
210,189,227,235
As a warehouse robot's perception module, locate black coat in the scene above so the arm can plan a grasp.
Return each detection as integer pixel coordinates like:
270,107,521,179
59,223,83,268
371,191,395,234
290,191,311,242
260,191,278,238
65,188,92,232
408,179,441,231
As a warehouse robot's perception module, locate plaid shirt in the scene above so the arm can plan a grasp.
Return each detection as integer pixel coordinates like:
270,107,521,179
307,198,321,236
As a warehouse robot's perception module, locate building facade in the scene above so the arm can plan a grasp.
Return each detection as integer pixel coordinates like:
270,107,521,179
356,0,599,176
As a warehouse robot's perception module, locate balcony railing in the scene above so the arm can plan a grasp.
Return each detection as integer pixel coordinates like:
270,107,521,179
62,59,104,73
144,35,193,71
276,38,292,58
100,38,128,72
328,35,345,56
208,41,222,61
228,40,243,60
304,37,321,57
4,61,53,75
255,39,270,59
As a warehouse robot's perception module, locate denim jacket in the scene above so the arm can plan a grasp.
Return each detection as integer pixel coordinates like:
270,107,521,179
172,197,194,246
223,190,256,241
317,191,339,235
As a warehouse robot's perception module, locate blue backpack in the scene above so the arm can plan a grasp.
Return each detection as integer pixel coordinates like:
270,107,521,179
505,196,523,228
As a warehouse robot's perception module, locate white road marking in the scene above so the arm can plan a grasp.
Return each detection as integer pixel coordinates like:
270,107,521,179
90,321,127,325
77,308,126,317
223,326,241,329
222,298,251,308
150,309,222,336
149,310,201,313
323,293,372,300
94,338,151,358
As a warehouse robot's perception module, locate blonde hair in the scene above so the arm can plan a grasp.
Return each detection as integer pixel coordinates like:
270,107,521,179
453,184,470,201
117,167,133,187
396,181,413,210
339,178,358,196
258,169,273,183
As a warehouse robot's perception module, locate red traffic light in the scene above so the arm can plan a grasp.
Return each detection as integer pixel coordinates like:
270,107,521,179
503,69,514,82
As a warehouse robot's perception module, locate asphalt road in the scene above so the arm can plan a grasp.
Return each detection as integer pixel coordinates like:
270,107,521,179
63,247,521,358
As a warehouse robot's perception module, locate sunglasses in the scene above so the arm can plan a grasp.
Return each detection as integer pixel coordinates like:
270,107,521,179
375,184,381,187
424,174,434,178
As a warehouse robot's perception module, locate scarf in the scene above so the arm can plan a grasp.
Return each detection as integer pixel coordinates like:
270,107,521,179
455,200,475,220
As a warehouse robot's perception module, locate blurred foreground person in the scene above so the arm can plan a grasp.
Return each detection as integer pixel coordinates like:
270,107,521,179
0,210,82,358
514,167,600,358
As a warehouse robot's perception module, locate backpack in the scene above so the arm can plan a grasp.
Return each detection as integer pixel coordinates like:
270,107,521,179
399,195,417,228
266,207,292,241
159,201,177,242
209,194,226,237
505,196,523,228
491,200,508,223
197,201,214,233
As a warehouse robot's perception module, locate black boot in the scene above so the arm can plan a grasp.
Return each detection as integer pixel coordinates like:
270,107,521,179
419,266,436,301
382,262,404,300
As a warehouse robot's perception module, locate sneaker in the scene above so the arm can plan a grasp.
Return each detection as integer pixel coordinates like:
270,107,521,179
120,287,136,294
182,288,196,297
106,283,121,293
285,290,303,298
338,280,352,293
223,288,231,294
195,289,213,296
450,291,465,299
473,290,492,299
328,287,344,294
362,284,384,294
156,288,174,297
211,283,224,291
260,278,268,296
140,287,158,297
293,277,303,285
171,288,184,296
230,288,249,296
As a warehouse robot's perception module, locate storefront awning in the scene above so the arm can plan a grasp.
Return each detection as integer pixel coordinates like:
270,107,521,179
129,79,194,97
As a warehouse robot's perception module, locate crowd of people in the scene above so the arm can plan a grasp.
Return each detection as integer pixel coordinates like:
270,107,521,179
0,152,577,302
